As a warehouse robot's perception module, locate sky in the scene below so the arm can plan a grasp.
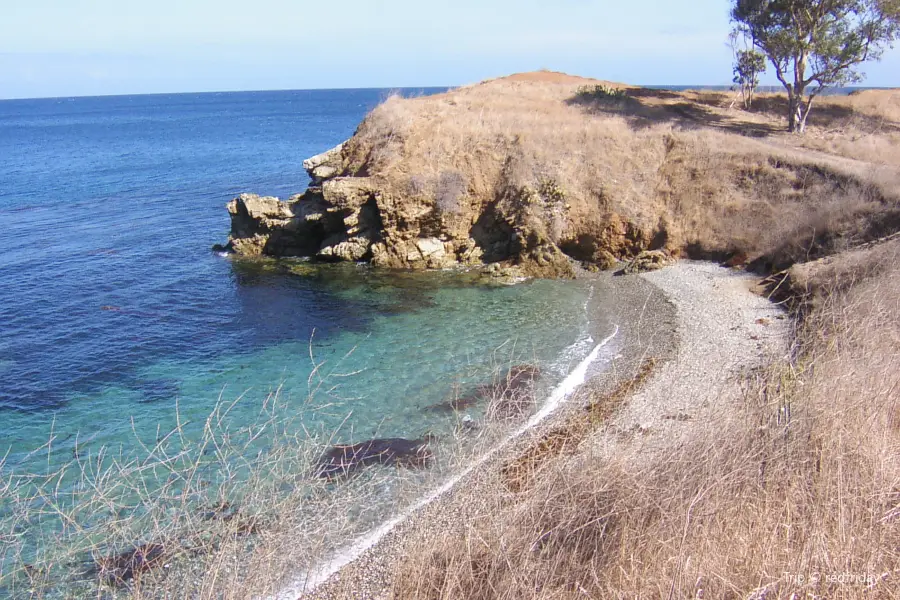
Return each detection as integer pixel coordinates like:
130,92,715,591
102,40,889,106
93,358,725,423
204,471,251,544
1,0,898,99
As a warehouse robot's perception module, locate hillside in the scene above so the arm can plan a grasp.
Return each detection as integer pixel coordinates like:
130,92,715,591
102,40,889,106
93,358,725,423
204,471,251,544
224,72,900,279
275,74,900,599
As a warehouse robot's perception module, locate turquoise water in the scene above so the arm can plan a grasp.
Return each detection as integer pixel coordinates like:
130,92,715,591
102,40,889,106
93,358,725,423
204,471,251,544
0,88,603,470
0,260,605,596
4,261,600,472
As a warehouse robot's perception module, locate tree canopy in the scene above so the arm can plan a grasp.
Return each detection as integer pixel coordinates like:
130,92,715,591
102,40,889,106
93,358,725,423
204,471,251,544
731,0,900,132
733,48,767,108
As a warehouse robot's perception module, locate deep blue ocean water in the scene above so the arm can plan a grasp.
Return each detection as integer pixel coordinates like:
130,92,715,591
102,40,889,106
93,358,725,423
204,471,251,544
0,89,604,474
0,89,400,413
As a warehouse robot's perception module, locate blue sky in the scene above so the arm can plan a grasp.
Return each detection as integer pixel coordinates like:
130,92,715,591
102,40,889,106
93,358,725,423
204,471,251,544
1,0,897,99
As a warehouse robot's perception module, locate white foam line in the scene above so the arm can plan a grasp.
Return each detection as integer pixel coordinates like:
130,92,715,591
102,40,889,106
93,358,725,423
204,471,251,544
272,324,619,600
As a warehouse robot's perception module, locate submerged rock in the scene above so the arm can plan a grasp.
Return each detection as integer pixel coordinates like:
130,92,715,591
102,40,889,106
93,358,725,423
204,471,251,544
92,542,168,586
483,365,542,421
425,391,482,413
426,365,542,420
314,437,433,480
134,378,179,404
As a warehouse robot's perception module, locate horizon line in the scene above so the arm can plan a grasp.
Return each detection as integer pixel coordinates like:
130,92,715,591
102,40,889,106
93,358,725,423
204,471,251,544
2,82,895,103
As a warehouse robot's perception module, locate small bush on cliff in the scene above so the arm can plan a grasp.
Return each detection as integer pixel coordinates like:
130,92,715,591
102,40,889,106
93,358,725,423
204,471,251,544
574,84,629,104
537,177,567,204
435,170,467,215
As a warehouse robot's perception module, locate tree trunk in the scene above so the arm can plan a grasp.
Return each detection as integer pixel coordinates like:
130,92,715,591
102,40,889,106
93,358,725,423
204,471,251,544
798,95,815,132
791,53,808,134
788,83,812,133
787,92,800,132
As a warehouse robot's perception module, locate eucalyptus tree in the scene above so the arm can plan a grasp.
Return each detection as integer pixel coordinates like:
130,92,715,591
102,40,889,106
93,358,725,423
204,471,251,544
731,0,900,132
733,48,768,108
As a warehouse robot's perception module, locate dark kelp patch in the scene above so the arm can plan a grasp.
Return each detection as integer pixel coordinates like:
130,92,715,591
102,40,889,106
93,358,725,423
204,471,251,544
90,542,169,587
425,364,542,416
314,437,434,480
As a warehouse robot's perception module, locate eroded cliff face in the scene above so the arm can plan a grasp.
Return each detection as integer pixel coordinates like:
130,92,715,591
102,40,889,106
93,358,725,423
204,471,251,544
223,142,579,277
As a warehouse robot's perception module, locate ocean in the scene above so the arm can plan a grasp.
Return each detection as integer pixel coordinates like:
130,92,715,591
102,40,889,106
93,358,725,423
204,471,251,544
0,89,614,593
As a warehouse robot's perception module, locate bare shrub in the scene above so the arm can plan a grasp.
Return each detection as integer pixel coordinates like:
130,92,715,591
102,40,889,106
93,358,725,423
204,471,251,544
407,174,429,197
435,171,467,215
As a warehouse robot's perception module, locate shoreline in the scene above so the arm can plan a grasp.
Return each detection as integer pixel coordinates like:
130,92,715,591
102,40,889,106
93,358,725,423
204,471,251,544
278,326,620,598
287,260,790,599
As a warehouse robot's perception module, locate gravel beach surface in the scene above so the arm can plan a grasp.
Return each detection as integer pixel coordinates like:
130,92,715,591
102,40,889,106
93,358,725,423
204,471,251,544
609,261,790,441
287,261,789,600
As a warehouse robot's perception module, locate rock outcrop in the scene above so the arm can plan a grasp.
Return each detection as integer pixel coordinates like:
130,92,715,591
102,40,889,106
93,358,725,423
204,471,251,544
302,143,344,184
222,144,543,274
621,250,674,274
221,149,584,277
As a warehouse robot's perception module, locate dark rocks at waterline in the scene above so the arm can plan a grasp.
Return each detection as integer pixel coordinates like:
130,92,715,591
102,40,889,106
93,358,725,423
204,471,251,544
198,500,265,535
506,364,542,387
618,250,674,275
314,437,434,480
90,542,169,586
474,364,541,402
200,500,240,523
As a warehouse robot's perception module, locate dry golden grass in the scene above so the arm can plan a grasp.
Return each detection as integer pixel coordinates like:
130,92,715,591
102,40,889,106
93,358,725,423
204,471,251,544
684,88,900,166
10,73,898,598
391,239,900,600
347,78,900,597
342,74,900,273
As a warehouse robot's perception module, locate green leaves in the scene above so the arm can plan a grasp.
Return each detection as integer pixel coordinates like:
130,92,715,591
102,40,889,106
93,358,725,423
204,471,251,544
733,49,767,108
731,0,900,131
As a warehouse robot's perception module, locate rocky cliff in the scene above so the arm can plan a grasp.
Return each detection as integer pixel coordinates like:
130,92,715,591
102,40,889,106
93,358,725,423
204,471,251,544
222,140,578,277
